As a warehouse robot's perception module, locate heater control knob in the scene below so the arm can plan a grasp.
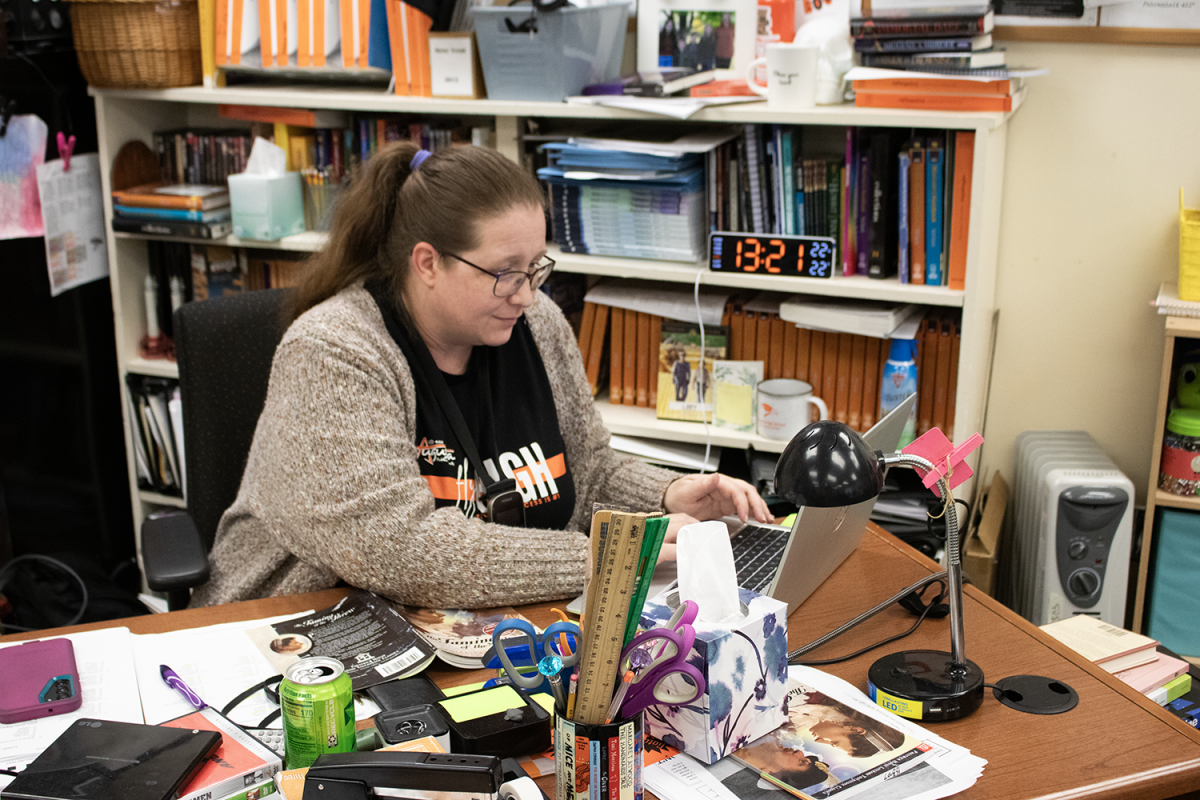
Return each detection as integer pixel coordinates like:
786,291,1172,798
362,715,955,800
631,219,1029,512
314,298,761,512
1068,541,1088,560
1068,569,1100,598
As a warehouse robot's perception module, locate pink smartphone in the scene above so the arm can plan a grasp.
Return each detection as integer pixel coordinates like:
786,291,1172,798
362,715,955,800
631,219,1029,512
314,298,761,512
0,638,83,724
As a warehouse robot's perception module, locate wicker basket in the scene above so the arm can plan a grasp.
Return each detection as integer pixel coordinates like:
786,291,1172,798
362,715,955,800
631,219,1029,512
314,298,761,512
69,0,201,88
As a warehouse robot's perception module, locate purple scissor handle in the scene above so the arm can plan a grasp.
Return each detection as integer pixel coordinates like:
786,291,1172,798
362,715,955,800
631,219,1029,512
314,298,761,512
615,601,705,719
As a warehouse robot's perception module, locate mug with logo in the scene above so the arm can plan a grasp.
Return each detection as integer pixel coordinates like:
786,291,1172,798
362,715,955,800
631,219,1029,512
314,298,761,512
757,378,829,441
745,42,819,110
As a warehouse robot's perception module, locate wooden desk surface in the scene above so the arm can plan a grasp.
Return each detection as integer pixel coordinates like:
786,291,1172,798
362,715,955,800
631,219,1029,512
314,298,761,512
5,527,1200,799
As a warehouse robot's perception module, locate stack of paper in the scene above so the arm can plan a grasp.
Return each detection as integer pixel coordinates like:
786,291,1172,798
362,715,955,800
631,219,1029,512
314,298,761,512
780,294,922,339
645,666,986,800
538,134,734,263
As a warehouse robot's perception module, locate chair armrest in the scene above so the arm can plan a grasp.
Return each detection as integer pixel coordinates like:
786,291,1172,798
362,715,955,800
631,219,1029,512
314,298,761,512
141,511,210,593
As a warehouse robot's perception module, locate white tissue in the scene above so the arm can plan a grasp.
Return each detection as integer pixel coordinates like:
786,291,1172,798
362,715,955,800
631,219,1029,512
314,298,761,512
677,521,742,623
245,136,287,176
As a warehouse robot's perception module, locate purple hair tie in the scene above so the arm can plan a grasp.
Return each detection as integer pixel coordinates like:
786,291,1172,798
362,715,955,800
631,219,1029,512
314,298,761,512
410,149,433,171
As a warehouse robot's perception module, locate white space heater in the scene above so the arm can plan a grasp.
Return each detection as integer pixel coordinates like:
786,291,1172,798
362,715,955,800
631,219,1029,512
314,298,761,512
1001,431,1134,626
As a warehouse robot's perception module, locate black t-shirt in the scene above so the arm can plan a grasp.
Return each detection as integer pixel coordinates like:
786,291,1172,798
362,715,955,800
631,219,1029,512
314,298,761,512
372,289,576,529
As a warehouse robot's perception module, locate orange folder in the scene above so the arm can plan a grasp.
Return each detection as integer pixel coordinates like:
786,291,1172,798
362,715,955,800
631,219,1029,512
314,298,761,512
848,335,866,432
585,305,609,398
577,302,596,358
215,0,229,65
834,333,852,426
742,312,758,362
862,337,881,431
647,315,662,408
756,313,773,373
932,314,953,433
768,315,785,380
781,323,797,380
296,0,310,66
385,0,408,93
808,330,825,420
622,310,637,406
947,320,961,434
794,327,811,384
635,312,651,408
823,332,840,423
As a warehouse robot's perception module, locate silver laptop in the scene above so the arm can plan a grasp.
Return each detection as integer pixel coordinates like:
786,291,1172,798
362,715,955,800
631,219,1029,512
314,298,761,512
730,391,918,613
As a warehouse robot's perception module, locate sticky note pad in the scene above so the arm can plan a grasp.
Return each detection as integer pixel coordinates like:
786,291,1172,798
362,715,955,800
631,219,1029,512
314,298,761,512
438,685,524,723
442,681,489,698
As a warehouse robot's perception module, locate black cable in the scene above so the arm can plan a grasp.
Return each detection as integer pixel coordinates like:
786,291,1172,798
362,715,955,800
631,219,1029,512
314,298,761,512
0,555,90,631
792,596,940,667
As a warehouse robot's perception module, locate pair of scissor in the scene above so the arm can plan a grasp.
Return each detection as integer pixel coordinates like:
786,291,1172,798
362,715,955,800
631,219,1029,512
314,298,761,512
484,619,580,705
615,600,705,719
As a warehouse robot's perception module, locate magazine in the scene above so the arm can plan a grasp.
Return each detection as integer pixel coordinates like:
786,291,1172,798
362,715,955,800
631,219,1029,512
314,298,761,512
397,606,536,669
731,678,931,798
245,589,436,690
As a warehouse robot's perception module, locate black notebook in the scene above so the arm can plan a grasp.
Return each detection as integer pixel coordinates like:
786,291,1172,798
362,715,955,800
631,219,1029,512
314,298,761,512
2,719,221,800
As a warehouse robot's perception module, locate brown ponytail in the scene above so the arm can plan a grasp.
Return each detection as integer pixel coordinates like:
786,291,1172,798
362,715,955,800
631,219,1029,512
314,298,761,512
289,142,545,323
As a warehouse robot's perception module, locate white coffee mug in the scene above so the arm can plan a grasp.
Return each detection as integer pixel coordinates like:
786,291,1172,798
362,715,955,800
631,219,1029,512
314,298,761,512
757,379,829,441
745,42,819,110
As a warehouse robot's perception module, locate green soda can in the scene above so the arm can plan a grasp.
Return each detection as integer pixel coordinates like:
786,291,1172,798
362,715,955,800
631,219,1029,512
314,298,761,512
280,656,355,769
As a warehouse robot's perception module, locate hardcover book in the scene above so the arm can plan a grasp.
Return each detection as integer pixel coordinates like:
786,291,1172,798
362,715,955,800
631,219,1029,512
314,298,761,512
160,708,283,800
112,183,231,211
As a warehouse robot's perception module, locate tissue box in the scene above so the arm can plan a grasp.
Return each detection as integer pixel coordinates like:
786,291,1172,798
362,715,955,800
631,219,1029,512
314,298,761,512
638,588,788,763
228,171,305,241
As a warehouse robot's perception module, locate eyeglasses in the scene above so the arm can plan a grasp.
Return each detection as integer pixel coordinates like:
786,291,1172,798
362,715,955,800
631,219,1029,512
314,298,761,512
442,250,556,297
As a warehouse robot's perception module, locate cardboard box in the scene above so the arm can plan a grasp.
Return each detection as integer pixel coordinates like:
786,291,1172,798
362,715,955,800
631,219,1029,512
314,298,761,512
964,472,1007,597
228,171,305,241
637,588,788,764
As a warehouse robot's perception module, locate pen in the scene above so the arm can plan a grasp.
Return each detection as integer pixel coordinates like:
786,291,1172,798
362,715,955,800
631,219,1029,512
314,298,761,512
160,664,207,710
539,655,566,716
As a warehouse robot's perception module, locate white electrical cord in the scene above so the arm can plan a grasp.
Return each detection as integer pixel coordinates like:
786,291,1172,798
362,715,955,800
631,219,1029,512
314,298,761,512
693,269,712,474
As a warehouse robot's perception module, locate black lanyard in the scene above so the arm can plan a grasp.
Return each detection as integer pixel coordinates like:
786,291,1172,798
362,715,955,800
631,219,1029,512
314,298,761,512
367,283,509,507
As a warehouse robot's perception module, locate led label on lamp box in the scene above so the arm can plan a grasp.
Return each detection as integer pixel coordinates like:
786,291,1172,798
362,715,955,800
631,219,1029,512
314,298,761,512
868,683,924,720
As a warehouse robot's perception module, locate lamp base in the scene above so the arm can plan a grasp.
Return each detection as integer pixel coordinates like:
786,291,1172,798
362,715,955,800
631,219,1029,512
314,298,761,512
867,650,984,722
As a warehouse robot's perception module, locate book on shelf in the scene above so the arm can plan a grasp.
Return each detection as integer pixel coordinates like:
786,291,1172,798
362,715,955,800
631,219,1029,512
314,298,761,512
852,10,993,37
113,183,231,211
1039,615,1160,674
112,216,234,240
1153,283,1200,317
114,204,233,223
160,707,283,800
853,76,1021,94
851,0,993,21
780,296,920,339
1148,673,1192,706
218,104,350,129
947,130,974,291
856,86,1024,112
582,68,718,96
860,49,1007,70
656,320,728,423
854,32,993,52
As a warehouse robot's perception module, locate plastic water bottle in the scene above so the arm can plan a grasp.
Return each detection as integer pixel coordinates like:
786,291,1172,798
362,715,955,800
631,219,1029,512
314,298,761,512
880,339,918,449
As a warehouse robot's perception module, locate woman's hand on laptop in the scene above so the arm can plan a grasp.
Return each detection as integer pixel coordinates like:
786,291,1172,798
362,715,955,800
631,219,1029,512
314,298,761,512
663,473,772,527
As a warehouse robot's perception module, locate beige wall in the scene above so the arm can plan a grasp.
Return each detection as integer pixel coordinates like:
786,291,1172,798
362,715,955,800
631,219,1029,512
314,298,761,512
978,40,1200,505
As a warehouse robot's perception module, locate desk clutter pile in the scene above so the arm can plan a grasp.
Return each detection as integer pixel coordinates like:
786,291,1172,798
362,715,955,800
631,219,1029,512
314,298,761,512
0,512,990,800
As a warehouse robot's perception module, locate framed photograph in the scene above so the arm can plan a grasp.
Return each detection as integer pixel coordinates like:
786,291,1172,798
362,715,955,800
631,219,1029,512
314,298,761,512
636,0,756,78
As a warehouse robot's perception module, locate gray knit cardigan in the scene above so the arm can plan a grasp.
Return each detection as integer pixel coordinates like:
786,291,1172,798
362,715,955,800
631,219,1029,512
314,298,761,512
190,284,679,609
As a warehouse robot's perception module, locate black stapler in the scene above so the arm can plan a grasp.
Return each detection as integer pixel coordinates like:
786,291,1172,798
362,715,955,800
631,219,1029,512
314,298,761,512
302,751,544,800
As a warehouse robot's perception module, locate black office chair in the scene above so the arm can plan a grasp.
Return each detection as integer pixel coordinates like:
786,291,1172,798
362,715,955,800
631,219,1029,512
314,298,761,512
141,288,295,610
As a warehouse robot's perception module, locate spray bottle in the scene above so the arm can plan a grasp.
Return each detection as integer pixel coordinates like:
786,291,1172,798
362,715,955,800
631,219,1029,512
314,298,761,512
880,338,918,449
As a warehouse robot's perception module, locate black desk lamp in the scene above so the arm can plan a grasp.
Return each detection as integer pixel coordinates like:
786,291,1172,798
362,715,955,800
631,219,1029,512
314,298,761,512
776,420,985,722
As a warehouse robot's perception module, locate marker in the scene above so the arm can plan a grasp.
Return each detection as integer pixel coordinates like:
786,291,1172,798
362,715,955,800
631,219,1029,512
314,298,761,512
160,664,207,710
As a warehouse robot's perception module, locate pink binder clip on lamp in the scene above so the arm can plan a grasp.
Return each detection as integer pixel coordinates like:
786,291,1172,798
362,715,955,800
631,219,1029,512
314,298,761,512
775,421,986,722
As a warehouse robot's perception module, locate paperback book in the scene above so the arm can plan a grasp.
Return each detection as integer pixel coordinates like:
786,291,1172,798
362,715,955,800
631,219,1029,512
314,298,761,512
1039,614,1159,674
655,320,728,423
396,606,537,669
111,216,234,239
159,708,282,800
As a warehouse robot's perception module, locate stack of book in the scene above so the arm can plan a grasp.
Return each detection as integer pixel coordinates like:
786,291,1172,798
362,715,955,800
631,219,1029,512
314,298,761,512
537,137,718,262
851,71,1026,112
851,4,1003,73
111,183,233,240
1040,615,1194,706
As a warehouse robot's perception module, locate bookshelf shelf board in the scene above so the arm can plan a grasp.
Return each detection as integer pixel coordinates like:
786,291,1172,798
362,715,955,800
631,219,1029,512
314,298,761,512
551,247,965,307
126,358,181,379
89,86,1009,131
113,230,330,252
596,397,788,454
139,490,187,508
1153,490,1200,512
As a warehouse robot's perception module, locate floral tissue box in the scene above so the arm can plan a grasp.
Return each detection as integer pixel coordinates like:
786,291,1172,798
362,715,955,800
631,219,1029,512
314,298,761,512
638,588,788,764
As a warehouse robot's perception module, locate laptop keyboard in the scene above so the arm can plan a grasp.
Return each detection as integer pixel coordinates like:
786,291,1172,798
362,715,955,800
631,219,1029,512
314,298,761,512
731,524,791,593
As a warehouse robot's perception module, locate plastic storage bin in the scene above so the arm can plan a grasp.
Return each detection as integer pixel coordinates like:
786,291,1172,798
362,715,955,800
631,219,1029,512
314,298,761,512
1179,189,1200,301
470,2,628,102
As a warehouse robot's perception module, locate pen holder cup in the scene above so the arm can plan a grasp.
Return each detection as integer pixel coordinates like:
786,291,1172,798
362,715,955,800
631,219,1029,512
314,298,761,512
637,588,789,764
303,180,342,233
554,712,643,800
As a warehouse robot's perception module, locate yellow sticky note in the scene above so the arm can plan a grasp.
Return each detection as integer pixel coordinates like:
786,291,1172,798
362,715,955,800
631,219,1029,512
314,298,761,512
441,680,489,698
438,685,524,723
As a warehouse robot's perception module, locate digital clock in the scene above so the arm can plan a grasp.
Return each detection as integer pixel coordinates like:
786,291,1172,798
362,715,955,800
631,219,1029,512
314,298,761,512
708,232,837,279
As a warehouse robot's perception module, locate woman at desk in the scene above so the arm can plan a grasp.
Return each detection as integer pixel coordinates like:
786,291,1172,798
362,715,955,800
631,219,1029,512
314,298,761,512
192,142,770,610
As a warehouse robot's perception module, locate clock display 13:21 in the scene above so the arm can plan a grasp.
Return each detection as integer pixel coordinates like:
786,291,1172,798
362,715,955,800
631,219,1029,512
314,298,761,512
708,233,837,279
